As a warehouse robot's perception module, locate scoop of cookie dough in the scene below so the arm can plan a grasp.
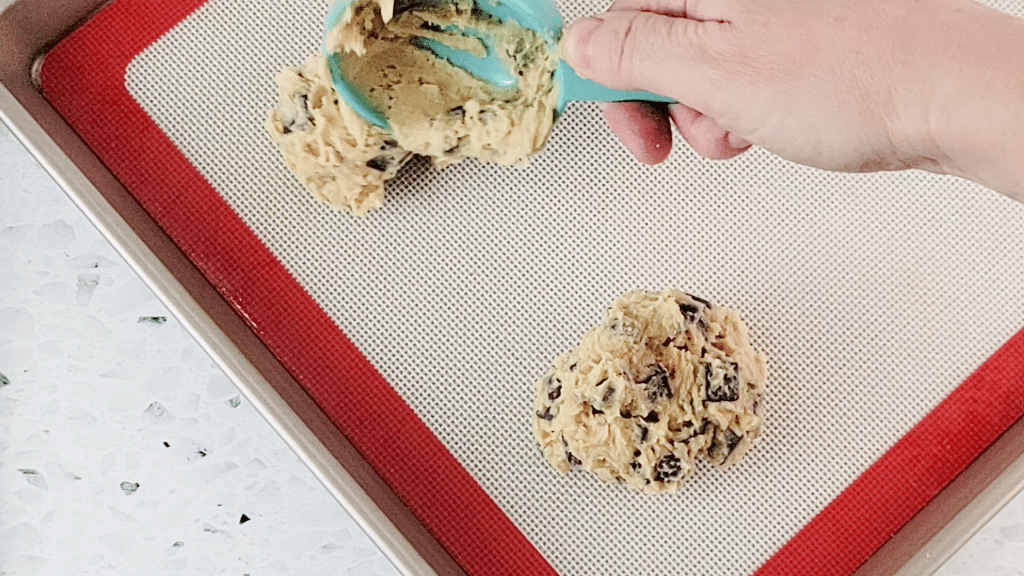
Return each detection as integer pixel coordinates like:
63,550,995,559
533,290,768,494
265,0,559,215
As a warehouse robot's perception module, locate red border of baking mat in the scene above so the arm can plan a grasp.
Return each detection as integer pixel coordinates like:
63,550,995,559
39,1,1024,574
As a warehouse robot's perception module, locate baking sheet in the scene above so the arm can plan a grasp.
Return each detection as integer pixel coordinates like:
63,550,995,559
17,0,1024,573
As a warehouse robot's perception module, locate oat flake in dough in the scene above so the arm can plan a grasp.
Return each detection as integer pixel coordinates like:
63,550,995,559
533,290,768,494
265,0,560,215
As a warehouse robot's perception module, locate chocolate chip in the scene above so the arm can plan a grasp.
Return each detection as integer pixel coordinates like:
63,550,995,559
643,411,660,423
620,409,632,418
536,407,554,421
239,514,251,524
642,364,672,401
366,156,391,172
639,425,649,443
448,105,465,118
590,406,605,415
653,454,684,483
630,461,642,472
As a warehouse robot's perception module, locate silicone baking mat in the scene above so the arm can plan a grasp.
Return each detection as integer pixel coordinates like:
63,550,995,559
39,0,1024,574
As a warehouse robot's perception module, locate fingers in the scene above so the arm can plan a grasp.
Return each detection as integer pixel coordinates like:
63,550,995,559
607,0,719,22
575,4,747,164
602,102,751,164
602,102,673,164
669,104,751,160
560,10,722,105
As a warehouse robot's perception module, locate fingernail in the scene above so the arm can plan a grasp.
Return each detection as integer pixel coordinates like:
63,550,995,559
727,132,752,150
560,17,602,74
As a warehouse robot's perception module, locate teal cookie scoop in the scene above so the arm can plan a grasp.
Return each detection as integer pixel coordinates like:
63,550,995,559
323,0,674,131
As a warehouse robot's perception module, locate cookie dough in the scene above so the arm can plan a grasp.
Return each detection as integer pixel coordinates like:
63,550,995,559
532,290,768,494
266,0,560,215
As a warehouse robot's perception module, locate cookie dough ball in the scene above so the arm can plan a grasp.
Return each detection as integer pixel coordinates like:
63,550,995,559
265,56,412,215
532,290,767,494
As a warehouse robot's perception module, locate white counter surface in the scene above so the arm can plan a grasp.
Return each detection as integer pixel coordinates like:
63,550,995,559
2,119,1023,575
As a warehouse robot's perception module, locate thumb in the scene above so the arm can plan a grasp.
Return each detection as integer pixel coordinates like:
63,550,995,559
559,11,718,103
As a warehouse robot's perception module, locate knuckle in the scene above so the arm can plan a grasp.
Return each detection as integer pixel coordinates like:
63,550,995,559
589,12,657,86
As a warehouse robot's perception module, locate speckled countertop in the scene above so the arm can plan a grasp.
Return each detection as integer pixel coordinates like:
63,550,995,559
1,118,1023,575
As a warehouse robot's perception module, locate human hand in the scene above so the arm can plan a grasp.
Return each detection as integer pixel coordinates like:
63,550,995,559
560,0,1024,198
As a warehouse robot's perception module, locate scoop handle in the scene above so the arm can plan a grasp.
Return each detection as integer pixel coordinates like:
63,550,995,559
555,61,675,108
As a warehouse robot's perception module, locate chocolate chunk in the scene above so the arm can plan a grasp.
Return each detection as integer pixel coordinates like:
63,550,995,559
566,450,583,469
678,302,702,323
366,156,391,172
642,364,672,401
689,293,713,308
420,20,447,33
679,294,710,331
541,375,561,402
709,428,744,462
561,435,583,469
653,454,684,483
724,429,742,454
703,361,741,402
601,386,616,403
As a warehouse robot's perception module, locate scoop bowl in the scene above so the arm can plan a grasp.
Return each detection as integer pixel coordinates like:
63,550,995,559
323,0,674,130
